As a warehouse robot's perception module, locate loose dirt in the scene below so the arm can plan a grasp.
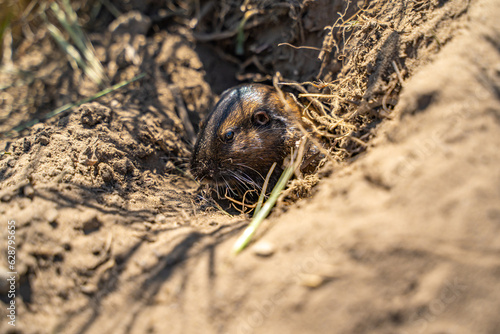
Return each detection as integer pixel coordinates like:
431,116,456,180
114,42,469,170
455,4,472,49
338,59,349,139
1,0,499,333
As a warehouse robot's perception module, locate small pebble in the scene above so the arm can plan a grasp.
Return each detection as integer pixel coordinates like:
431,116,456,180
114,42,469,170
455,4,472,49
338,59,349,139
300,274,324,289
23,185,35,198
45,208,59,223
36,134,50,145
251,240,275,257
1,193,12,202
100,163,114,182
80,283,98,295
154,214,167,224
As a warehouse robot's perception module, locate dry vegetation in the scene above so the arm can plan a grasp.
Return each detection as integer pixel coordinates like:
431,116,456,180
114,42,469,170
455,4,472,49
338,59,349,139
2,0,499,333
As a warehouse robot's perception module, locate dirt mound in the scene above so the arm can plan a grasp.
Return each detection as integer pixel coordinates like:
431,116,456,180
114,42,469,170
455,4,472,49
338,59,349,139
1,0,500,333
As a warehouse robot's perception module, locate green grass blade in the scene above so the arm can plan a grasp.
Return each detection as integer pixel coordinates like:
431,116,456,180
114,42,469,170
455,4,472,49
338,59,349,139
46,23,85,66
235,10,258,55
0,9,13,58
232,138,308,255
232,162,295,255
45,22,104,85
50,0,107,85
6,73,146,135
253,162,277,217
98,0,122,18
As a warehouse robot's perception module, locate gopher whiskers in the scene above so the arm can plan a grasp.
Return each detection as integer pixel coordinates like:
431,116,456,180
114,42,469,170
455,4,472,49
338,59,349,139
227,170,257,190
233,170,261,190
233,163,266,183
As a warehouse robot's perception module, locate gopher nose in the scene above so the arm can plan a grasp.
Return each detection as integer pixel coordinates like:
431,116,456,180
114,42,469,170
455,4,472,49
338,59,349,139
190,159,218,180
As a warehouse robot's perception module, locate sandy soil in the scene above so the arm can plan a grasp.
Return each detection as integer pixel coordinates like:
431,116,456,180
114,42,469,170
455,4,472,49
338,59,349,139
1,0,499,333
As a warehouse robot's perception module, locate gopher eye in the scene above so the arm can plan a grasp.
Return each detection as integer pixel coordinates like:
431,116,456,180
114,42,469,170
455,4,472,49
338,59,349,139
253,110,270,126
223,130,234,142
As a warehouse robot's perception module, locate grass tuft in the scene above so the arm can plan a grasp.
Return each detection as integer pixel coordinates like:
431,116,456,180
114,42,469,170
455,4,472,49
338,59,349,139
44,0,108,86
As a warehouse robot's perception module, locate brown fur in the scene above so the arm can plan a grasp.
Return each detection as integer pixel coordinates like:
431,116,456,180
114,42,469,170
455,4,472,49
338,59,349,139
190,84,303,192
